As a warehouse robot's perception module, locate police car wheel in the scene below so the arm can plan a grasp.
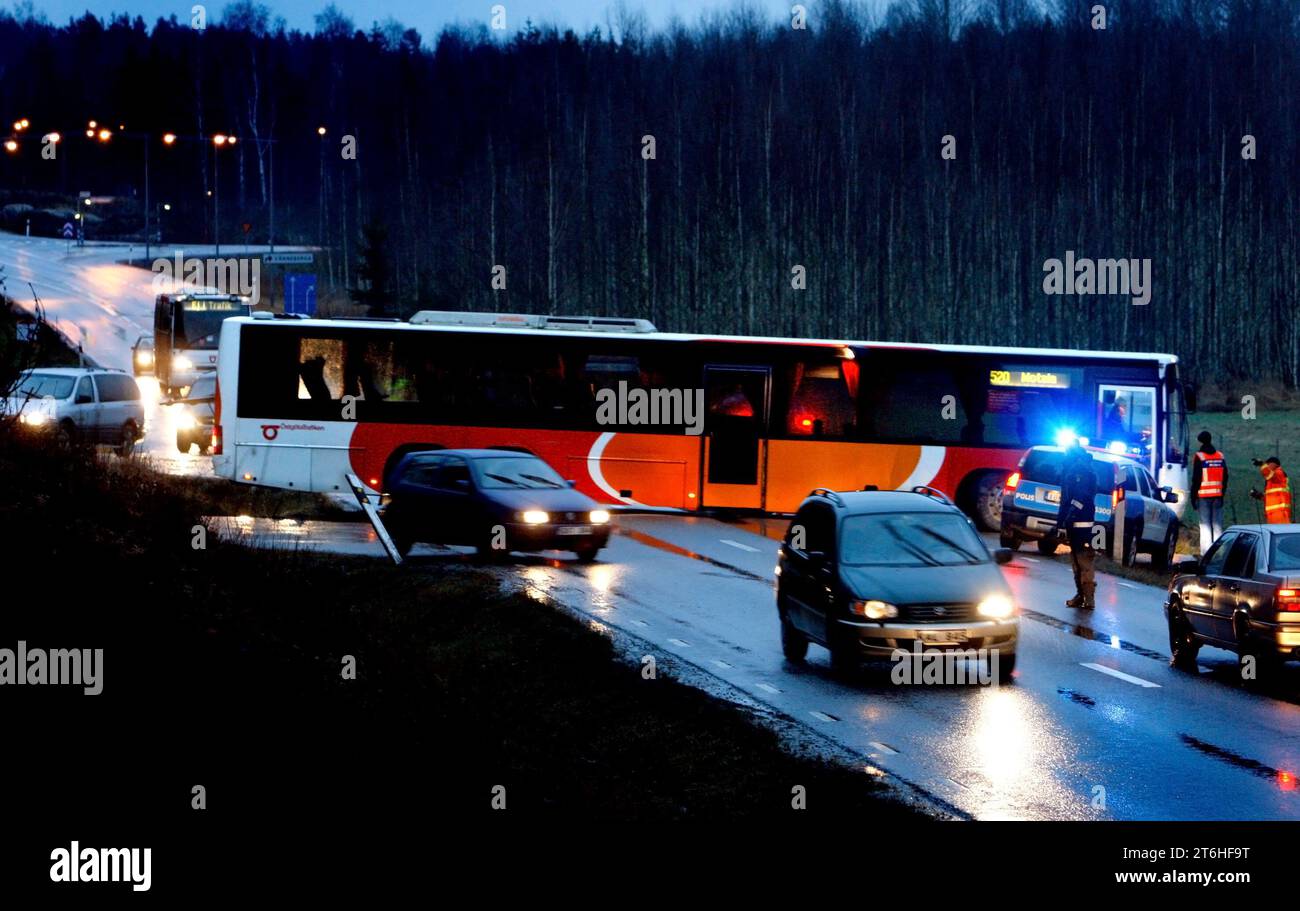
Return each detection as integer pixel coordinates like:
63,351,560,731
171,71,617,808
1122,534,1138,567
999,533,1020,551
1035,537,1058,556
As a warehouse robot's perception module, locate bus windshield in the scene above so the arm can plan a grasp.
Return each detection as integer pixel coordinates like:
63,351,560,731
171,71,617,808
175,309,239,349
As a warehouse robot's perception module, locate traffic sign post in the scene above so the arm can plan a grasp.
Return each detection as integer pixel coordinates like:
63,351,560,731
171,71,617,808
285,273,317,316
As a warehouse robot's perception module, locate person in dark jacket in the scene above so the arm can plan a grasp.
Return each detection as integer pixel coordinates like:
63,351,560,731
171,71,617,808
1058,440,1098,610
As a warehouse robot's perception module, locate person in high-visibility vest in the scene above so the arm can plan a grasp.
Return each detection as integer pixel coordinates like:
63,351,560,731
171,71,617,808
1250,456,1293,524
1190,430,1228,553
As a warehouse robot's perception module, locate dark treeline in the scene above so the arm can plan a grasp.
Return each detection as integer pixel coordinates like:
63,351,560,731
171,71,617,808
1,0,1298,386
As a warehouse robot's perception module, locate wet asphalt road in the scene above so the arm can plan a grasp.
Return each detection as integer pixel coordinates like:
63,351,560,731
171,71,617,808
224,511,1300,821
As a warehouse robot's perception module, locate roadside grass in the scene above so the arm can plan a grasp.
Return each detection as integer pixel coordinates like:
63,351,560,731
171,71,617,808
1187,410,1300,533
2,430,927,821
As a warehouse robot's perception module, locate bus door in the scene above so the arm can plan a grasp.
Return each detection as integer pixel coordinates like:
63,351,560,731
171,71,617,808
1097,384,1157,474
701,366,770,509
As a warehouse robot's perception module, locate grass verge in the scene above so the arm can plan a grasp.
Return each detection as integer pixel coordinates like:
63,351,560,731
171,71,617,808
2,430,927,822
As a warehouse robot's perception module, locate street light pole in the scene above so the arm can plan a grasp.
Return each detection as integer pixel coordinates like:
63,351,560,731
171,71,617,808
143,138,151,262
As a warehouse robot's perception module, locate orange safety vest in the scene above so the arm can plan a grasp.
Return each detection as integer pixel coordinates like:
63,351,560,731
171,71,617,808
1262,464,1293,523
1196,450,1225,498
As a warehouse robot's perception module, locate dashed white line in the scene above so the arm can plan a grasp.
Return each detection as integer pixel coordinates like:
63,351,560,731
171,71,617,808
1022,557,1039,563
711,659,733,670
868,741,898,755
755,683,781,694
629,619,648,627
720,539,760,553
809,711,837,723
1116,581,1139,590
668,638,691,647
1080,662,1161,688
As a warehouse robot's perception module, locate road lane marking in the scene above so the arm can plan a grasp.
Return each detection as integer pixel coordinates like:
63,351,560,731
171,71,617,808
868,741,898,755
668,638,691,647
1080,662,1161,688
1022,557,1039,563
755,682,781,694
809,711,838,723
1116,581,1139,590
711,660,733,670
630,619,648,627
720,539,760,552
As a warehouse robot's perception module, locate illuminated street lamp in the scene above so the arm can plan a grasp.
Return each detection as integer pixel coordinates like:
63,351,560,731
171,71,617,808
43,132,61,144
211,133,236,255
97,129,112,142
162,133,177,145
3,139,17,153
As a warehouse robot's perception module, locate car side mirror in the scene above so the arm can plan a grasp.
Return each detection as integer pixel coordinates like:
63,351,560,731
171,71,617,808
1161,487,1179,504
453,478,471,491
994,548,1014,565
805,550,829,569
1174,556,1200,574
75,393,93,404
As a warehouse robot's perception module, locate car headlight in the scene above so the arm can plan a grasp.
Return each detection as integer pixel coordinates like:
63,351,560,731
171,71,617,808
175,410,197,430
520,510,549,525
589,509,611,524
136,351,154,365
19,411,50,426
850,599,898,620
173,355,194,371
977,594,1016,619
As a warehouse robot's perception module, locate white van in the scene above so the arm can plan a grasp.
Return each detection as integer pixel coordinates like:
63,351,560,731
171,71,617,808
5,368,145,455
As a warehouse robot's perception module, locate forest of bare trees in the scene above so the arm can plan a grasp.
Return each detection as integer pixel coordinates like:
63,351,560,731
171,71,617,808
1,0,1297,386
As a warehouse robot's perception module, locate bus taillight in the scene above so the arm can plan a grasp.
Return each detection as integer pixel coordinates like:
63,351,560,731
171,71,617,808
212,424,222,455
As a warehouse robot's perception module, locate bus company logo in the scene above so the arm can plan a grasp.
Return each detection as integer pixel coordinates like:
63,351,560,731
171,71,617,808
1042,251,1152,306
151,252,260,304
261,423,324,440
595,381,705,436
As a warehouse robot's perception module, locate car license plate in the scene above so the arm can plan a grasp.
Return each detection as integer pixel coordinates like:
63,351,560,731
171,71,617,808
919,629,968,645
1045,489,1061,503
556,525,593,536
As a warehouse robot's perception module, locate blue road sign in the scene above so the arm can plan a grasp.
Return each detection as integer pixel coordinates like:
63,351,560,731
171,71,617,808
285,273,317,317
62,222,74,239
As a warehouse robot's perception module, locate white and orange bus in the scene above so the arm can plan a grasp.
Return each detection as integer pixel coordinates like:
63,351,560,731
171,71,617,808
212,310,1191,528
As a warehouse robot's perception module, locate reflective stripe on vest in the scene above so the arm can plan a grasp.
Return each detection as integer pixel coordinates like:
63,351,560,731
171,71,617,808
1264,467,1292,520
1197,450,1225,498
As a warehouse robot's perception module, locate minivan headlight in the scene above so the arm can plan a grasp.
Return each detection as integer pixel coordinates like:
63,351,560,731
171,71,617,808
850,599,898,620
589,510,611,524
520,510,550,525
173,354,194,371
978,594,1016,619
19,411,50,426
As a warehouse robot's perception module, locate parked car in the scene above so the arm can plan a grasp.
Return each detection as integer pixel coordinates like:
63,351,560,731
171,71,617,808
776,486,1018,681
4,367,144,456
1000,445,1181,569
1166,524,1300,676
381,449,612,561
175,372,216,455
131,334,155,377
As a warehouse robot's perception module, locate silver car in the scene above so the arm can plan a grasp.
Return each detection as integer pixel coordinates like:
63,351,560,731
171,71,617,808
5,367,145,456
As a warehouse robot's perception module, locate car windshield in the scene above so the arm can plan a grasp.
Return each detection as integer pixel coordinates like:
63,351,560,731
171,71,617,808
14,373,75,399
1269,534,1300,572
136,337,153,350
1022,451,1115,489
473,456,567,489
840,512,989,567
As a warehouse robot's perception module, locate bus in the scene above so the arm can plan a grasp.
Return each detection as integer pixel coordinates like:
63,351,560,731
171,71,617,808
212,310,1191,528
154,292,253,398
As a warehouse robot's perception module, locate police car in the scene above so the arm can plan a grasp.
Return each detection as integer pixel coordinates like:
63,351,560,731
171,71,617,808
999,444,1182,569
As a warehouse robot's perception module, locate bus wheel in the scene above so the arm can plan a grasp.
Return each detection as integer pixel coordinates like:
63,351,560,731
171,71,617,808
970,472,1006,531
